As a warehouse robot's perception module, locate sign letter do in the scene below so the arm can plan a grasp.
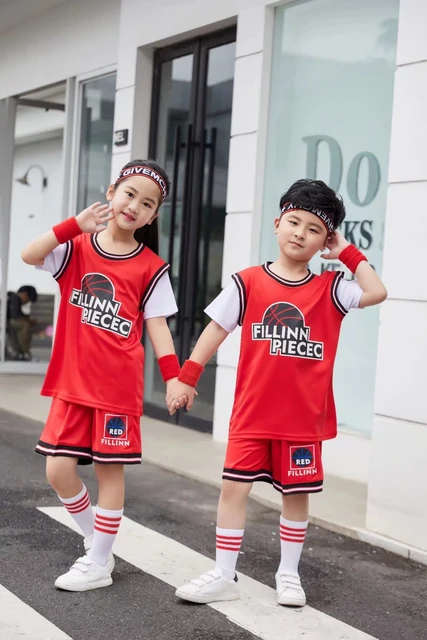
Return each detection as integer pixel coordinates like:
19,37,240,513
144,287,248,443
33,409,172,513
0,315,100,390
302,135,381,207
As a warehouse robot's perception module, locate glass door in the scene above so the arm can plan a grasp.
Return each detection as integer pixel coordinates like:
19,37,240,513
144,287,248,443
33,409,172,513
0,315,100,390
144,28,236,431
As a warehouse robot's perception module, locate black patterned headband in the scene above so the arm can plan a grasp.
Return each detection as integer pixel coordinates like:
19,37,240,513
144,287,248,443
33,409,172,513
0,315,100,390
115,166,167,202
280,202,334,233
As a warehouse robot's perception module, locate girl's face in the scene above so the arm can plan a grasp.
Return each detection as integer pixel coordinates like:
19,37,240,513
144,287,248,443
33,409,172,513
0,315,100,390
106,175,162,232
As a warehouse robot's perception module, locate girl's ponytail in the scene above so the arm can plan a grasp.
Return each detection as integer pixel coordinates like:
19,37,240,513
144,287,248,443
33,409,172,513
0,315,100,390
134,218,159,255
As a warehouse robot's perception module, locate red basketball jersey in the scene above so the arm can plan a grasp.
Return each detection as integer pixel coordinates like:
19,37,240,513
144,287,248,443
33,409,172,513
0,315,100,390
41,233,169,415
229,264,348,441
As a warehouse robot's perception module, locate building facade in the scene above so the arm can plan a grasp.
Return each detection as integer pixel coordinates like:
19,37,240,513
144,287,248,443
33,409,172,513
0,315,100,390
0,0,426,555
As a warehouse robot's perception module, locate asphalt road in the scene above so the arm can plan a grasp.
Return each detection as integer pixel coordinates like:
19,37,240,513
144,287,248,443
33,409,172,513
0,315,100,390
0,408,426,640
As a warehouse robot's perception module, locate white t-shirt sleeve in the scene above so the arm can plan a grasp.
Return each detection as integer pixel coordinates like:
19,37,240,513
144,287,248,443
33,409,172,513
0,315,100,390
36,244,68,276
204,281,240,333
336,277,363,311
143,272,178,319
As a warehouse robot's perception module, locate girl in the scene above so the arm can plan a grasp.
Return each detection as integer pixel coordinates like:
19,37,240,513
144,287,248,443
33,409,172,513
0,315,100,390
22,159,185,592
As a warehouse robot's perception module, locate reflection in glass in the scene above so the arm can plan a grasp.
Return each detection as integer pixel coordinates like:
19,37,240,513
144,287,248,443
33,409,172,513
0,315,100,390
189,41,235,424
7,94,66,362
144,54,194,410
77,74,116,211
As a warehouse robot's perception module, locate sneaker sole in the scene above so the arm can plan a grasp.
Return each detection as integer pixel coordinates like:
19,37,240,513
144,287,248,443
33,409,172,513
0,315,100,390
277,596,306,607
175,588,240,604
54,576,113,592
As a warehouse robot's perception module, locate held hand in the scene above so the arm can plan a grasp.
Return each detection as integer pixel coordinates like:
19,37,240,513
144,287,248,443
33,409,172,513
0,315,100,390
76,202,114,234
166,379,197,415
320,230,350,261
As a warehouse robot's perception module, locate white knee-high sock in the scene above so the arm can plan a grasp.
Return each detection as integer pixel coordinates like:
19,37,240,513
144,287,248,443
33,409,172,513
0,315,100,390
59,484,94,537
279,516,308,575
215,527,244,580
87,506,123,567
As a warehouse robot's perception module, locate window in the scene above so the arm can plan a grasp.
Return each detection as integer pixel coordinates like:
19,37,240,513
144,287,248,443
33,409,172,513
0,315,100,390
76,74,116,211
260,0,399,434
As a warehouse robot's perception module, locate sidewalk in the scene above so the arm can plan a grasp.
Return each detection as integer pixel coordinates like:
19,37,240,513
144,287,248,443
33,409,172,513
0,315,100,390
1,374,425,565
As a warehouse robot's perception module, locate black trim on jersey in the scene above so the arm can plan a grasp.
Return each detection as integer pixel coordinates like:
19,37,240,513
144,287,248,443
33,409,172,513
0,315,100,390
331,271,348,316
231,273,247,326
263,262,315,287
53,240,73,281
140,264,170,311
91,233,146,260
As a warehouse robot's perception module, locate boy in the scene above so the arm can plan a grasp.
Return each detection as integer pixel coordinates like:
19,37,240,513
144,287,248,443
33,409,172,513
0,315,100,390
169,179,387,607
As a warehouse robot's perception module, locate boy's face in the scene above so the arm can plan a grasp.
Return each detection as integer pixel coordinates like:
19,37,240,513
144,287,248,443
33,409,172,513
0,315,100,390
274,209,329,262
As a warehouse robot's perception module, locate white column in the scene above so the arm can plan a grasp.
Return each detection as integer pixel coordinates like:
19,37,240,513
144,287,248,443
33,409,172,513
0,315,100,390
212,5,274,442
366,0,427,551
110,47,154,182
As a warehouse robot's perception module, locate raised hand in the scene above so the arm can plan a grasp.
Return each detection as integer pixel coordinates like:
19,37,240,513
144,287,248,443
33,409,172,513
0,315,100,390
76,202,114,234
320,230,350,261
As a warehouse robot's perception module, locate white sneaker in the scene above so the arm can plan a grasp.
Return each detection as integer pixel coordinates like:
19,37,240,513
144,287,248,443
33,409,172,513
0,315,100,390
84,535,115,574
54,555,112,592
175,568,239,604
275,571,306,607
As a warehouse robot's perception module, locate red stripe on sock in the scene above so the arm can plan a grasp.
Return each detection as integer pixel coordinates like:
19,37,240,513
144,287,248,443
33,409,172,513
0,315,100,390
96,515,122,523
94,524,120,535
280,533,306,541
216,544,241,552
280,525,307,534
216,535,243,542
65,495,90,514
64,491,89,509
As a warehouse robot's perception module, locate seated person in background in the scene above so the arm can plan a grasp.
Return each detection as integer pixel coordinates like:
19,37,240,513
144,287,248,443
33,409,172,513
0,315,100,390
7,285,38,360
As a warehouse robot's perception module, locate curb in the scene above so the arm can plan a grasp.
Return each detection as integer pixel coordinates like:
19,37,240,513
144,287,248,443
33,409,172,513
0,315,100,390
143,455,427,568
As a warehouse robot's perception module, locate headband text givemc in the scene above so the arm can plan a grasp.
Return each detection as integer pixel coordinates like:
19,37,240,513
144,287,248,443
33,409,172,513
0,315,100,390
115,166,167,202
280,202,334,233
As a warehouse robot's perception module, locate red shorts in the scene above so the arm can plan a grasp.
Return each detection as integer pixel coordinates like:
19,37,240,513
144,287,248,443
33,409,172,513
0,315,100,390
223,439,323,495
36,398,142,465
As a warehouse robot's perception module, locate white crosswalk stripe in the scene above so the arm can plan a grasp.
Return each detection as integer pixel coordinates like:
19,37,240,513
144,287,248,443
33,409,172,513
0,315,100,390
0,583,72,640
37,506,377,640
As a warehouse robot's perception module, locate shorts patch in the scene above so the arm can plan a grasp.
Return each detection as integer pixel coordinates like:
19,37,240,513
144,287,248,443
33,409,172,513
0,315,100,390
290,445,316,471
223,439,323,495
104,415,128,440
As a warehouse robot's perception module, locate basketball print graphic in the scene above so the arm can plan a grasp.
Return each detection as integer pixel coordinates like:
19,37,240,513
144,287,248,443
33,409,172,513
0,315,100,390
262,302,304,331
69,272,132,338
81,273,115,301
252,302,324,360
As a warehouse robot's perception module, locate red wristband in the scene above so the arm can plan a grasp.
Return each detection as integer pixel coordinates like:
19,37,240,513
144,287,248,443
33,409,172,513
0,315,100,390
339,244,367,274
158,354,180,382
53,217,82,244
178,360,204,387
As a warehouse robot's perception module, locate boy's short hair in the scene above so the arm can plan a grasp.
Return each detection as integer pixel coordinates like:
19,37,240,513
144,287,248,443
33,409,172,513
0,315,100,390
279,179,346,231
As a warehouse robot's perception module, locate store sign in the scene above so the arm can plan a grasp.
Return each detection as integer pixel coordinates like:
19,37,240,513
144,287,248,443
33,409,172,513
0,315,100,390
114,129,128,146
303,135,381,207
303,135,378,268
